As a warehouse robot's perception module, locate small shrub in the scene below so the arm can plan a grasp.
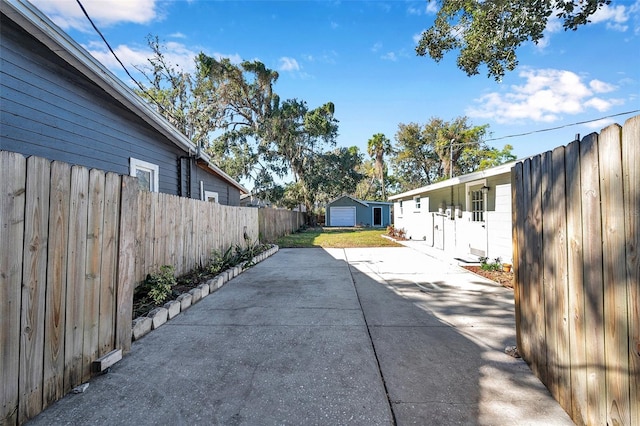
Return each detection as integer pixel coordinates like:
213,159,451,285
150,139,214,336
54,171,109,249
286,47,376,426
479,256,502,272
387,225,407,240
207,246,235,275
143,265,176,305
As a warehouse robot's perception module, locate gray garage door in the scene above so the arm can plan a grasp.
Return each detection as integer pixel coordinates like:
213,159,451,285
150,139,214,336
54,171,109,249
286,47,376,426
330,207,356,227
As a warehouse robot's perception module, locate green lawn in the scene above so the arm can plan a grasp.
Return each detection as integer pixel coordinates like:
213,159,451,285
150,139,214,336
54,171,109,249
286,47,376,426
276,227,402,248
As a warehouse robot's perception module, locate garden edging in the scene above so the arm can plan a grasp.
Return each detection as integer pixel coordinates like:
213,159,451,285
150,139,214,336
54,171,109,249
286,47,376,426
131,245,280,341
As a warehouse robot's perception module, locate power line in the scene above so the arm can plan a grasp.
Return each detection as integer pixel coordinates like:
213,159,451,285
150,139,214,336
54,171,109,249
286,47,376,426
75,0,182,126
484,110,640,143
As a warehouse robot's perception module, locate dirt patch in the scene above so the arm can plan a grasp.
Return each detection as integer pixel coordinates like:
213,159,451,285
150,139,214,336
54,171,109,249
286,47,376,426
462,265,514,289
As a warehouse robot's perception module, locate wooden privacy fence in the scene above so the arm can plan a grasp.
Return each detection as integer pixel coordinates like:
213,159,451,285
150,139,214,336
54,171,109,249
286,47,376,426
511,115,639,426
0,152,290,425
133,192,259,285
258,207,306,243
0,151,137,425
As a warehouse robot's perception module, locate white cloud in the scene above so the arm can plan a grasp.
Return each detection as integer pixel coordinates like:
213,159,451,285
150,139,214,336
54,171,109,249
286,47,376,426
31,0,160,31
584,118,616,130
381,52,397,61
589,79,617,93
467,68,622,123
590,4,630,31
583,97,614,111
426,1,439,14
279,57,300,72
371,42,382,53
302,51,338,64
86,41,240,78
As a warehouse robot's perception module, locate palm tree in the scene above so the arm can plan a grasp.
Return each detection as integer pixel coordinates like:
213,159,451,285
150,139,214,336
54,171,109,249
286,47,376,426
367,133,392,200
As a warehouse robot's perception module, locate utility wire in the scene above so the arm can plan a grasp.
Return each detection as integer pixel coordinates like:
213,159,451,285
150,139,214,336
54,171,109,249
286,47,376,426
75,0,182,125
484,109,639,143
74,0,638,149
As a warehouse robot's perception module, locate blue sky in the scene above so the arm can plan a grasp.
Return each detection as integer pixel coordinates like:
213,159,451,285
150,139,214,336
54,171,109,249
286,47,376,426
32,0,640,162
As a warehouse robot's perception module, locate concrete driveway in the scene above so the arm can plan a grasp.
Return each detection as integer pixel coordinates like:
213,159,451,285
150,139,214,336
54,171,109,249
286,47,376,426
27,247,573,425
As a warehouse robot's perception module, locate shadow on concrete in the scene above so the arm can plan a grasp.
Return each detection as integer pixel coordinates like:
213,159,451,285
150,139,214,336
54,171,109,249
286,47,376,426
26,248,572,426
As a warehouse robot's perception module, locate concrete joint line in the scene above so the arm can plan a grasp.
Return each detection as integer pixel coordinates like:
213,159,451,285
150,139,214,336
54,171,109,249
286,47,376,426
343,249,398,426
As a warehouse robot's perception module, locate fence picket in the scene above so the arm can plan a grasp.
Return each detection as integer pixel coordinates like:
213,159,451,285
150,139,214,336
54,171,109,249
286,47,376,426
18,156,50,422
599,124,631,426
82,169,105,382
580,134,607,425
43,161,70,409
540,151,559,401
64,165,89,393
622,116,640,426
1,151,26,425
511,162,524,354
565,140,588,424
550,146,571,413
115,176,138,353
98,173,120,357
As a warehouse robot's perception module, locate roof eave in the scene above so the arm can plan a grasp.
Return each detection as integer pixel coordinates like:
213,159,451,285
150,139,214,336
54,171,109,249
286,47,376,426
388,161,519,201
2,0,247,193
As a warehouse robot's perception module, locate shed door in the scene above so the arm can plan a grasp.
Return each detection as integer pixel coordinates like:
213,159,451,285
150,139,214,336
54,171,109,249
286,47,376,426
330,207,356,227
373,207,382,226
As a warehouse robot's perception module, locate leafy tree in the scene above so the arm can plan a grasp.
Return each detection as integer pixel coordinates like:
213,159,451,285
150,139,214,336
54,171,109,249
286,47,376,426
134,37,343,205
354,159,378,200
367,133,393,200
416,0,610,81
198,54,280,181
134,35,221,145
390,116,514,192
308,146,364,203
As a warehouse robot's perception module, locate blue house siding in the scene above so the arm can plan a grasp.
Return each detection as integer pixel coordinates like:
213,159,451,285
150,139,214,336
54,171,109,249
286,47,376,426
326,196,391,227
363,202,392,228
0,13,243,205
192,160,241,206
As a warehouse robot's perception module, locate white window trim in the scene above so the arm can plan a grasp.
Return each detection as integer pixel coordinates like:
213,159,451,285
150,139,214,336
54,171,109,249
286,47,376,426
465,179,487,211
414,195,421,211
130,157,159,192
204,190,219,203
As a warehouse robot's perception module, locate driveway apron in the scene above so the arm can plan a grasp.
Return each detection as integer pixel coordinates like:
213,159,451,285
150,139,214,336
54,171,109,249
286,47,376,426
26,247,573,425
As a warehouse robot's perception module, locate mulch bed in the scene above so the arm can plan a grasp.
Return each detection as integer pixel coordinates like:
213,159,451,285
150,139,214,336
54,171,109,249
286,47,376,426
461,265,514,289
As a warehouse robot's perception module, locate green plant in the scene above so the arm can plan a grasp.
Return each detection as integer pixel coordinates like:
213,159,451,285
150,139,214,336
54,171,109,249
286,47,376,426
207,240,269,274
143,265,176,305
207,246,236,275
479,256,502,272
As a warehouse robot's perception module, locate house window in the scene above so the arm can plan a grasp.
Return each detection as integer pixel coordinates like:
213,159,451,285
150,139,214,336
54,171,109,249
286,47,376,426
399,200,403,215
204,191,218,203
471,189,484,222
414,196,421,210
130,158,159,192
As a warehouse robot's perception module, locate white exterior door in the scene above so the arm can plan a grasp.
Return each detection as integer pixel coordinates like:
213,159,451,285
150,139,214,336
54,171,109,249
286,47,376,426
467,183,488,257
330,207,356,226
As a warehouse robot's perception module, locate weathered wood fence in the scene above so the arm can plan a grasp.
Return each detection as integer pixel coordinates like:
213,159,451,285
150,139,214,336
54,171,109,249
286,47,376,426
511,115,639,426
0,151,297,425
134,191,259,285
258,207,306,243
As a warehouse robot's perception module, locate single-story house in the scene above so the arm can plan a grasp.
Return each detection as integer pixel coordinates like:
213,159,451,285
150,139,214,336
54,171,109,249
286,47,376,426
0,0,247,205
389,162,515,263
326,195,392,227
